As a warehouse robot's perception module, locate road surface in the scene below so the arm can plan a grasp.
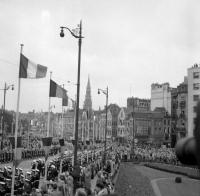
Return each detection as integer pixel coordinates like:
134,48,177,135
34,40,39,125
0,155,58,179
135,165,200,196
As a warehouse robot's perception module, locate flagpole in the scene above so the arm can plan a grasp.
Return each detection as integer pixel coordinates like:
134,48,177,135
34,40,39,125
62,84,64,138
61,106,64,137
11,44,24,196
45,71,52,181
60,87,64,177
47,71,52,137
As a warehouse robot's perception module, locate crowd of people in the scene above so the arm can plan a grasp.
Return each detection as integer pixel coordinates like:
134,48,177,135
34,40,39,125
0,141,189,195
1,138,12,151
0,143,123,196
133,143,178,165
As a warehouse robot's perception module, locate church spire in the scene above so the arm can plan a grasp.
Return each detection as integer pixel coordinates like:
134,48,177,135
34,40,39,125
83,76,92,117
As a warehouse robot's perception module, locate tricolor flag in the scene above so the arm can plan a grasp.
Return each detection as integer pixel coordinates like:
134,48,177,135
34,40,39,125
19,54,47,78
49,79,67,99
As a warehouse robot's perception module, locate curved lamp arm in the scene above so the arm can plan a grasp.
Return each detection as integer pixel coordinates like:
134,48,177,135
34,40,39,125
60,26,84,39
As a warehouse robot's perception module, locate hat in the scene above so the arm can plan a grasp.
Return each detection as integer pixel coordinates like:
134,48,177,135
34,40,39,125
0,181,6,185
36,189,40,193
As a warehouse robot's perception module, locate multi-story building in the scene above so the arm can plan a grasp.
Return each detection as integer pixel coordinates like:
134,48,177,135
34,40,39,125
176,79,188,138
93,109,101,142
151,83,172,115
62,109,75,141
107,109,112,141
133,111,151,143
170,88,178,146
187,64,200,136
116,106,171,145
152,107,171,145
117,107,129,142
20,111,49,137
108,104,120,141
99,112,106,142
97,108,111,142
127,97,150,113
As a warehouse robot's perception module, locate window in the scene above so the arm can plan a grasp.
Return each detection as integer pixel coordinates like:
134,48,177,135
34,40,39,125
193,83,199,90
193,95,199,101
193,106,197,112
193,72,199,79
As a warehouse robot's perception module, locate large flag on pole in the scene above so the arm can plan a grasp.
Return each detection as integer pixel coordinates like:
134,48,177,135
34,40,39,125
49,79,67,99
19,54,47,78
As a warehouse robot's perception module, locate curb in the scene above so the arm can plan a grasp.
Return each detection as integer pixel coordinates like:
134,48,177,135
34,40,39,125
144,163,200,180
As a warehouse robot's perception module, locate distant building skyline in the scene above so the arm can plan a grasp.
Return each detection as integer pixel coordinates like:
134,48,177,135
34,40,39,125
1,0,200,113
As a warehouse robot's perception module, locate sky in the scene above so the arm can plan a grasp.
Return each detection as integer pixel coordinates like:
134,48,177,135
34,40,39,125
0,0,200,113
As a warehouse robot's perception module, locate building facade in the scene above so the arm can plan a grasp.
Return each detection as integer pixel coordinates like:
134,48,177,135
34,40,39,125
117,107,130,142
187,64,200,136
116,106,171,145
176,80,188,139
151,83,172,115
127,97,150,113
62,109,75,141
108,104,120,140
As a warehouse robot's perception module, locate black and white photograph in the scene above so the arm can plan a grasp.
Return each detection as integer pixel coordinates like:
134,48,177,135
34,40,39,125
0,0,200,195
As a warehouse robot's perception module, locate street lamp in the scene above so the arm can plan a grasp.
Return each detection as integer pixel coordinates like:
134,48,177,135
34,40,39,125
0,83,14,149
60,21,83,168
98,87,108,164
131,96,135,159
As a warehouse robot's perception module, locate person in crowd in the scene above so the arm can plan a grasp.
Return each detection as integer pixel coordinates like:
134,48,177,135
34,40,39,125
95,182,108,196
75,188,87,196
84,166,91,192
30,187,37,196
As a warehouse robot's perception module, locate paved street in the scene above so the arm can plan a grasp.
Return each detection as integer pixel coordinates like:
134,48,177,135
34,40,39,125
1,158,199,196
0,155,58,174
135,165,200,196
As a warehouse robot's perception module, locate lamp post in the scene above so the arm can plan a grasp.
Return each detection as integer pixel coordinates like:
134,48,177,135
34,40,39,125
131,96,135,159
98,87,108,164
60,21,83,168
0,83,14,149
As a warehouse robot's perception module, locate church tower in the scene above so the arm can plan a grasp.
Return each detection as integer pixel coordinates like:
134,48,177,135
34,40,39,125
83,76,92,118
